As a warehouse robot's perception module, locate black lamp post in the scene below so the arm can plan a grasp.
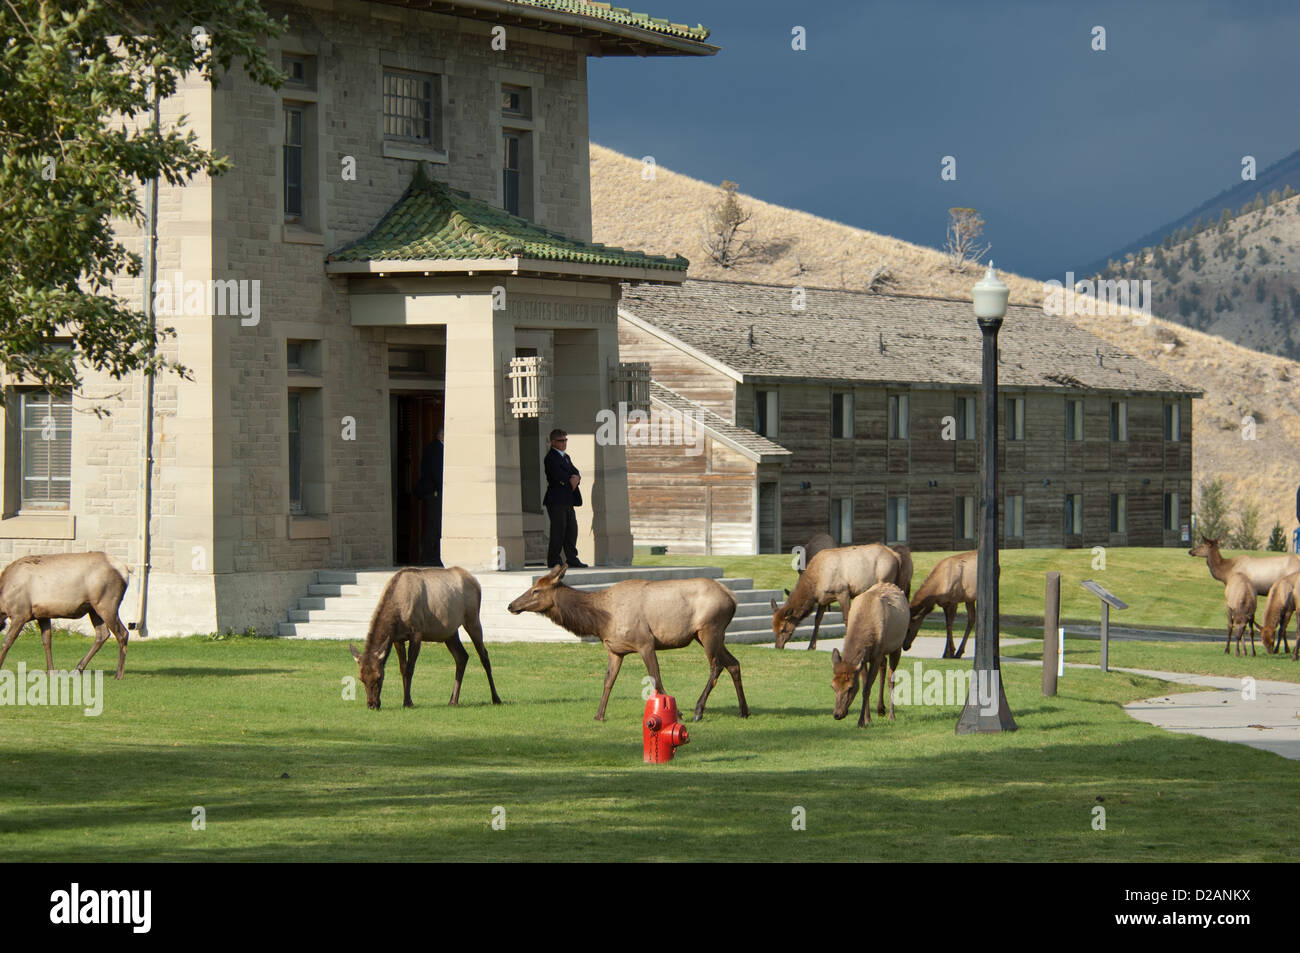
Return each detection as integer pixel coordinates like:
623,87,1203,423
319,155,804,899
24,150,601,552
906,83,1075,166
957,262,1018,734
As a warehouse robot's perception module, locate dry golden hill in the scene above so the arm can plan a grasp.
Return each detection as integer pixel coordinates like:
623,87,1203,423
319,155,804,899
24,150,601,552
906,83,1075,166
590,143,1300,539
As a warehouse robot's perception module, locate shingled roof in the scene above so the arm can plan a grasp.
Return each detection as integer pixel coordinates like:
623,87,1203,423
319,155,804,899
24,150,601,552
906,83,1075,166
327,165,688,281
650,382,790,462
620,279,1200,396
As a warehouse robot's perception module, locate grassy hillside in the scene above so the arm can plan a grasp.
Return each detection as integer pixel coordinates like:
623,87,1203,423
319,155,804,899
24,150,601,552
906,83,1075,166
591,144,1300,533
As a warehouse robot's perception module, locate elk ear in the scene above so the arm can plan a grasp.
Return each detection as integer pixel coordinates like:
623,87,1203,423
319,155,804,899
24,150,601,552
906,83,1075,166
770,598,779,612
783,588,791,597
831,648,842,665
554,563,567,582
349,643,362,662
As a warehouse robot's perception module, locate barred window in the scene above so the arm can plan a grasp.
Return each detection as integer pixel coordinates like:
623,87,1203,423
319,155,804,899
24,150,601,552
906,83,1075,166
20,390,72,510
383,70,439,147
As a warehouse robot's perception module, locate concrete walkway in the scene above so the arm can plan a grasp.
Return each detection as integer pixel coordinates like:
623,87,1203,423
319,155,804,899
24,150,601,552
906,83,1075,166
775,636,1300,761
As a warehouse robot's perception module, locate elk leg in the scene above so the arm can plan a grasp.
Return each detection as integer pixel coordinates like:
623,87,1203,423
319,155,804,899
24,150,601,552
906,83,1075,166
1250,619,1257,657
808,604,826,650
445,635,468,706
595,652,624,721
694,649,723,722
107,612,130,680
638,645,666,697
955,602,975,658
394,639,408,684
859,660,879,728
877,654,888,716
39,618,54,673
403,640,423,708
887,649,901,720
0,615,32,671
463,617,502,704
941,604,957,658
719,645,749,718
75,615,114,675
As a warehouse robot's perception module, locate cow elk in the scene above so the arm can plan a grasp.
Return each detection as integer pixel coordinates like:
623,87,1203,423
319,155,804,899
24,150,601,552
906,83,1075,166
1189,537,1300,596
0,552,132,680
1261,572,1300,658
349,567,502,710
771,543,903,650
508,563,747,721
904,551,977,659
1223,571,1259,657
830,582,910,727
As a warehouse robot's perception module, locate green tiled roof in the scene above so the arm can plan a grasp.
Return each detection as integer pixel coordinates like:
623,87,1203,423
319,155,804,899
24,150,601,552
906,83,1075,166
328,165,689,273
507,0,709,41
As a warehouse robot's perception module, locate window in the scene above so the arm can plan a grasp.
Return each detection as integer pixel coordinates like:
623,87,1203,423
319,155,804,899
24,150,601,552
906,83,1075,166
1164,403,1181,442
1005,397,1024,441
1064,493,1083,535
501,84,532,119
956,396,976,440
955,495,976,539
502,130,532,219
888,394,909,439
288,339,322,376
19,390,71,511
1164,491,1180,532
384,69,439,146
1110,492,1127,533
887,496,908,543
282,53,316,89
288,392,303,515
1110,401,1127,442
755,390,778,438
830,497,852,544
283,105,304,222
1065,399,1084,441
832,393,853,439
1005,494,1024,538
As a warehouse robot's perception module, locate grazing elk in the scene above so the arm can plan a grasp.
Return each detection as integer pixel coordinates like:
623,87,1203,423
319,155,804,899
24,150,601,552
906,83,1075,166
890,545,914,598
830,582,910,727
1223,571,1259,657
349,567,502,710
507,563,748,721
0,552,132,680
1189,537,1300,596
771,543,903,650
903,551,977,659
1260,572,1300,658
796,533,835,574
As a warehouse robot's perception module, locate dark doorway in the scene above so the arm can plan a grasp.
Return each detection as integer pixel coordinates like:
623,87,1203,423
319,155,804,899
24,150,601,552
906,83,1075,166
391,392,444,565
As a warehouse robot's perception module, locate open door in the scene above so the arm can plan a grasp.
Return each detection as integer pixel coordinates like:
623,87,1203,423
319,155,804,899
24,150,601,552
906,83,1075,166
391,392,445,565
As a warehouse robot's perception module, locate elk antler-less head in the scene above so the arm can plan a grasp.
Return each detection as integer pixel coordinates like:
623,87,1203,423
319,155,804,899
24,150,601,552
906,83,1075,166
507,563,567,615
350,641,390,710
830,647,860,720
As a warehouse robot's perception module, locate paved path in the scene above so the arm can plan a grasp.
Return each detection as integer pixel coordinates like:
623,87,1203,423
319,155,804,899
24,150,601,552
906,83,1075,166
772,636,1300,761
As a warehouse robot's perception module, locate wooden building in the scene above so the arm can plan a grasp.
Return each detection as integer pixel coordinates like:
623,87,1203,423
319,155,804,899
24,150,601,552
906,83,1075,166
617,279,1201,554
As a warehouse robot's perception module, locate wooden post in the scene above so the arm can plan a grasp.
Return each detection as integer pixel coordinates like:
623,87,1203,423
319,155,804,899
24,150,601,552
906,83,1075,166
1043,572,1060,696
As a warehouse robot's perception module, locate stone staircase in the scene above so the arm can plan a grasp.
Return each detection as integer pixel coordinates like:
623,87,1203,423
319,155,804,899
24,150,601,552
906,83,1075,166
276,565,844,646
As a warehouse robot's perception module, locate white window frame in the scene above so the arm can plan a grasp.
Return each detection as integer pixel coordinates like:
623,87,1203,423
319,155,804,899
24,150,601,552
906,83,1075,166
1110,400,1128,442
887,495,909,544
888,393,909,439
1006,396,1024,441
18,389,72,512
1005,493,1024,538
1066,399,1084,441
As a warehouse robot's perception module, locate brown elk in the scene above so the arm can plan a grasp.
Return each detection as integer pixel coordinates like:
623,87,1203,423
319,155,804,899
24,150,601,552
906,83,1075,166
1189,537,1300,596
796,533,835,574
508,563,748,721
0,553,132,680
771,543,903,650
830,582,910,727
349,567,501,710
903,551,977,659
1223,571,1259,657
890,545,914,598
1259,572,1300,658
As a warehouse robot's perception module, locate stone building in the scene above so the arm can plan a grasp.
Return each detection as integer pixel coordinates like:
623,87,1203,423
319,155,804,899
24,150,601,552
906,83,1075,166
617,279,1201,554
4,0,714,635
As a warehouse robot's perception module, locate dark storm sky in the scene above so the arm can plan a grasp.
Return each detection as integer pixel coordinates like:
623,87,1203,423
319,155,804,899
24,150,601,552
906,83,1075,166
587,0,1300,279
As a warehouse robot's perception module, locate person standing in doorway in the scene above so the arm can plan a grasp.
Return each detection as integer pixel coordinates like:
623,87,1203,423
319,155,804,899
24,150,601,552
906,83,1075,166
544,428,587,568
416,427,444,566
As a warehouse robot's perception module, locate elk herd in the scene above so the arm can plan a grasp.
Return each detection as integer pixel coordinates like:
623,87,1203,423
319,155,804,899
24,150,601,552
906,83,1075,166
4,535,1293,730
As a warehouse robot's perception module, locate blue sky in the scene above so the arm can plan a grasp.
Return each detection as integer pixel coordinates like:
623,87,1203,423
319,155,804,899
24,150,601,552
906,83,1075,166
588,0,1300,279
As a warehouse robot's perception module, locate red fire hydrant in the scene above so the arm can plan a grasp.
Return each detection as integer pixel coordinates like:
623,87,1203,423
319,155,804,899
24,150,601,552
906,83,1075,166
643,692,689,763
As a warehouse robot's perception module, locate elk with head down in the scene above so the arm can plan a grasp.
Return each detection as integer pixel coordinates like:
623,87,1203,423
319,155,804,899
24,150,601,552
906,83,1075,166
349,566,502,710
1260,572,1300,658
771,543,903,650
830,582,910,727
508,563,748,721
0,552,132,680
902,551,977,659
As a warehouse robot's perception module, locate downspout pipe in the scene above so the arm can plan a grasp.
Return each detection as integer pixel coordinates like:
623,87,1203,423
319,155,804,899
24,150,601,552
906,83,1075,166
134,86,159,638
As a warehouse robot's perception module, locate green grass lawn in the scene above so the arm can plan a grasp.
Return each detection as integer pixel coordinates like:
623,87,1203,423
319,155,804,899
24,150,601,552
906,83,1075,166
1001,634,1300,682
1,630,1296,862
635,545,1264,632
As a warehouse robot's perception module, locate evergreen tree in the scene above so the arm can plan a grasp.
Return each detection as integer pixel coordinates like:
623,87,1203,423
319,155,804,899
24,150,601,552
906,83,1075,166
1231,500,1263,552
1194,478,1231,542
1268,521,1288,552
1257,277,1267,302
1218,208,1233,232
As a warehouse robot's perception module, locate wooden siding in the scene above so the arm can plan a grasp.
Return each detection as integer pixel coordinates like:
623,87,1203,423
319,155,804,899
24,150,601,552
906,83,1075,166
618,322,734,418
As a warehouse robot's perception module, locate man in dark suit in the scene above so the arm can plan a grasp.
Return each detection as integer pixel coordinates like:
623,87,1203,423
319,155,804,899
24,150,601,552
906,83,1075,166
415,427,444,566
543,428,588,568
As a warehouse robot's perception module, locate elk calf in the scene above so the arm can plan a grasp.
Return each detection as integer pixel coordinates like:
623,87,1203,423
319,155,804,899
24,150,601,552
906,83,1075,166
772,543,903,650
0,553,132,679
903,551,977,658
1224,571,1259,657
831,582,910,727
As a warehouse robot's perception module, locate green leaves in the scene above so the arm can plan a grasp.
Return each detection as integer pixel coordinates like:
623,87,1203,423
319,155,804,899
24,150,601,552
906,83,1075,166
0,0,286,400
